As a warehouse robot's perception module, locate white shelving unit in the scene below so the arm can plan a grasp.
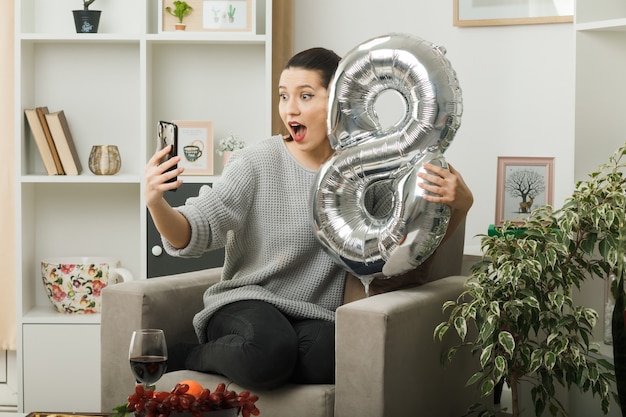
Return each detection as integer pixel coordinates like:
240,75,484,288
573,0,626,342
571,1,626,416
14,0,290,412
574,0,626,184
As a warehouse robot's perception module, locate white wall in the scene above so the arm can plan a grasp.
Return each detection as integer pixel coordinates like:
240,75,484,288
293,0,575,254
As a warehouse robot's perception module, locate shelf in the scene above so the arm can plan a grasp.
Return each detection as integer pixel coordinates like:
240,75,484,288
576,18,626,31
20,33,143,43
19,33,267,45
146,33,266,44
22,305,101,324
20,174,141,183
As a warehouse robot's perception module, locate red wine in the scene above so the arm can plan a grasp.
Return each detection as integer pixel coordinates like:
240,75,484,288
130,355,167,385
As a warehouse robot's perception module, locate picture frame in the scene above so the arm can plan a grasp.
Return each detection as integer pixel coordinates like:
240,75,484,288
174,120,214,176
159,0,254,33
495,156,554,226
453,0,573,27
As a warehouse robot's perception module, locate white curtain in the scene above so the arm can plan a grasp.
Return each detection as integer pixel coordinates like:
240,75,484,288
0,1,16,351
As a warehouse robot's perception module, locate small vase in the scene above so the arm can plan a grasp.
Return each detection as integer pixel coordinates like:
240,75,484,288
222,151,233,167
175,24,186,31
89,145,121,175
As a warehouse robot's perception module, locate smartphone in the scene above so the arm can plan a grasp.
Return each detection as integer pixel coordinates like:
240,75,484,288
157,121,178,186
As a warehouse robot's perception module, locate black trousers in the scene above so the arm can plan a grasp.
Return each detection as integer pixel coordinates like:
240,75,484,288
184,300,335,390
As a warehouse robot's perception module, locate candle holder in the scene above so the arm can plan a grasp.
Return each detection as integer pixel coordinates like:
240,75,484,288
89,145,121,175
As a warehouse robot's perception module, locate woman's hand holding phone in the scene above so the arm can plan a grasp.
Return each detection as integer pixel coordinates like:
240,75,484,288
157,121,179,184
145,139,184,207
144,145,191,249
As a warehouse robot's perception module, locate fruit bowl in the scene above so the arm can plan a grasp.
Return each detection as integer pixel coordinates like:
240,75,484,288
160,411,237,417
116,382,260,417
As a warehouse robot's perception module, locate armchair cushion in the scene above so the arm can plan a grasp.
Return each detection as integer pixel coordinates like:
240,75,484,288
159,372,334,417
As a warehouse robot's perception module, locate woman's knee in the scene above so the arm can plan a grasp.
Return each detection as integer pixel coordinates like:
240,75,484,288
235,336,298,389
205,301,301,389
291,320,335,384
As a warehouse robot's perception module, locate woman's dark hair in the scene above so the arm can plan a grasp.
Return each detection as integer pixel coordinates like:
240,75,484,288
284,47,341,89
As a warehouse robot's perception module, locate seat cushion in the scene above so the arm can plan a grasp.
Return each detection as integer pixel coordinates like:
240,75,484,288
157,370,335,417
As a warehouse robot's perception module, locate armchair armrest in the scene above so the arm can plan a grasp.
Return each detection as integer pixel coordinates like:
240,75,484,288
334,275,479,417
100,268,222,412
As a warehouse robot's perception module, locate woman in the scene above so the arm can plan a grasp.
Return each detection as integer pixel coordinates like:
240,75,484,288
144,47,473,390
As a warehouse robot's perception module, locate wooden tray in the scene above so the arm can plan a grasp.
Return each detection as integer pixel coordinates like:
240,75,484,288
27,413,113,417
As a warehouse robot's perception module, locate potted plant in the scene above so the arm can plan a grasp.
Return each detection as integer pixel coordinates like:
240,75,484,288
73,0,101,33
165,1,194,31
216,134,245,166
435,143,626,417
227,4,236,23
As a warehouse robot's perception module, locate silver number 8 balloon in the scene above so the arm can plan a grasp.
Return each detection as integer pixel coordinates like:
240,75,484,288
311,33,463,287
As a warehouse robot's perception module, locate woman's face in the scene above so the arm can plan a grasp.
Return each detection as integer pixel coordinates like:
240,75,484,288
278,68,330,154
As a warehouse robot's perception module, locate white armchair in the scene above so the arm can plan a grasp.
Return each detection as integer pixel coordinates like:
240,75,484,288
101,222,481,417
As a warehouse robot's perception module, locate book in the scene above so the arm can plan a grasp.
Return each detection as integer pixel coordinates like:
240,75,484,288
24,108,60,175
35,106,65,175
44,110,83,175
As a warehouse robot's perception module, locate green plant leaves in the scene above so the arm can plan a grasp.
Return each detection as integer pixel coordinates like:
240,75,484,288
480,344,493,368
434,142,626,416
454,316,467,341
479,316,496,343
544,351,557,370
493,355,507,381
498,331,515,357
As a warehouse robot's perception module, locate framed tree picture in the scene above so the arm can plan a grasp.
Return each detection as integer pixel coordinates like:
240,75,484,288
453,0,573,27
495,156,554,226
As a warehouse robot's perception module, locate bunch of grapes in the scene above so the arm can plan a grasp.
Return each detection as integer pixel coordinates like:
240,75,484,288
125,382,260,417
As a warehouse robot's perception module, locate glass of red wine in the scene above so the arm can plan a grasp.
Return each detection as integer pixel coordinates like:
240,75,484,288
129,329,168,388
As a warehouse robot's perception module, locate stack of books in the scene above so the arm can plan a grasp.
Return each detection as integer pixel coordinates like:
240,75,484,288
24,106,83,175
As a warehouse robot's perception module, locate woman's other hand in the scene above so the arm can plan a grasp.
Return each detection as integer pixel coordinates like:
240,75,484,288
417,162,473,214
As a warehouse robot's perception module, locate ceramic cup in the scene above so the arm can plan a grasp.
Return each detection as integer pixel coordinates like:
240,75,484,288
183,140,204,162
41,257,133,313
183,145,203,162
